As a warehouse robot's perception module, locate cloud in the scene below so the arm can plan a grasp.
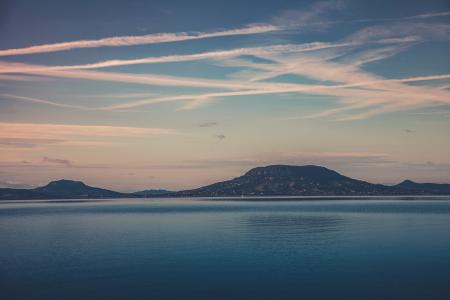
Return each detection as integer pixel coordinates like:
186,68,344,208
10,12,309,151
340,45,411,66
0,138,61,149
413,109,450,116
0,1,346,59
215,134,226,141
88,92,156,99
1,94,89,110
0,13,449,121
70,42,372,70
229,41,450,120
148,151,392,171
0,74,43,81
0,122,175,140
272,0,345,28
97,70,450,116
0,61,256,90
50,47,268,70
0,38,417,96
0,24,278,56
273,151,394,167
0,42,361,74
407,12,450,19
13,38,410,74
0,180,34,189
0,137,112,151
0,5,447,58
0,140,37,149
0,122,174,154
346,22,450,43
42,156,71,167
199,122,219,128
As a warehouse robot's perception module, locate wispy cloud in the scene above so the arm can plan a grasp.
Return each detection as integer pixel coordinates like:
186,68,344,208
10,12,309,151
0,122,175,154
88,92,156,99
0,5,447,59
42,156,71,167
0,122,174,140
0,61,256,90
272,0,346,28
0,42,362,73
346,22,450,43
199,122,219,128
0,0,347,58
97,53,450,117
0,74,43,81
1,94,89,110
3,38,449,119
215,134,226,141
0,8,449,121
405,11,450,19
0,180,34,189
0,138,61,149
0,24,278,56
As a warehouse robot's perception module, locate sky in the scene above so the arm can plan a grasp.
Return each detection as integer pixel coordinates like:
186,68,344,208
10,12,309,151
0,0,450,191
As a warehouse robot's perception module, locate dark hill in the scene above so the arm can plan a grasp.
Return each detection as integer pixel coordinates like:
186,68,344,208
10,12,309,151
132,189,173,197
175,165,395,196
394,180,450,195
0,188,50,200
33,179,127,198
2,165,450,200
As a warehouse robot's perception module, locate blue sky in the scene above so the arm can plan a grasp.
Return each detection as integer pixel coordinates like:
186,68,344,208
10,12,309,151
0,0,450,191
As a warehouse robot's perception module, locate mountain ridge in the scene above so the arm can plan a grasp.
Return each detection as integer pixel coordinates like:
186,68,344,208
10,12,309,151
33,179,128,198
174,165,394,197
1,165,450,200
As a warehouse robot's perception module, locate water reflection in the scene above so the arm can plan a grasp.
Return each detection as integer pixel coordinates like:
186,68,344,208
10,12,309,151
2,200,450,300
241,214,345,241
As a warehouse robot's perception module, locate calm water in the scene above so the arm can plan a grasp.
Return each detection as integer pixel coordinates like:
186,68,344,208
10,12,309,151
1,198,450,300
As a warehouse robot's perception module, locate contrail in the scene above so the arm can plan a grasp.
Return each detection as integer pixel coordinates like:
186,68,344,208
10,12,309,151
0,24,278,56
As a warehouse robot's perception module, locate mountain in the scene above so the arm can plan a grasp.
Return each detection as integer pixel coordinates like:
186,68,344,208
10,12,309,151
33,179,127,198
394,179,450,195
0,188,51,200
0,179,128,200
132,189,173,197
1,165,450,200
174,165,396,196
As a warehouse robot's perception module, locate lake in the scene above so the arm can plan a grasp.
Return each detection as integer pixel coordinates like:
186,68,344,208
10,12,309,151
1,198,450,299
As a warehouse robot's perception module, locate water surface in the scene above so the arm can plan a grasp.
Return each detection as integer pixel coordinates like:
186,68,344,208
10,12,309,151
1,198,450,299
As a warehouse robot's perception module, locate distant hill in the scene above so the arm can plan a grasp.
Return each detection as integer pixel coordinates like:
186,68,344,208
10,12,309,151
0,179,127,200
0,188,51,200
1,165,450,200
132,189,173,197
174,165,395,196
394,179,450,195
0,180,171,200
33,179,128,198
